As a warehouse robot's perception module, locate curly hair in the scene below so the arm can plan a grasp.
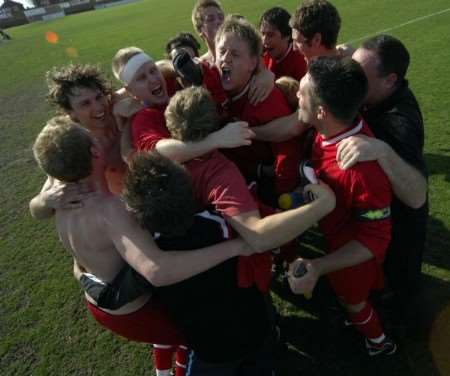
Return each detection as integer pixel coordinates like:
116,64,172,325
46,64,110,111
290,0,341,49
124,152,196,237
165,86,220,142
33,116,93,182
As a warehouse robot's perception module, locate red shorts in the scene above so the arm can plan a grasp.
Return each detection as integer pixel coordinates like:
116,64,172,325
86,299,185,345
327,258,384,305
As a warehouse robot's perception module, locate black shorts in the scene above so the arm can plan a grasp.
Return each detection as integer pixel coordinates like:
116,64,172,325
185,334,275,376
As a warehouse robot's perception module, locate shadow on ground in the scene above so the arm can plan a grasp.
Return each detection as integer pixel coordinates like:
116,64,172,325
271,226,450,376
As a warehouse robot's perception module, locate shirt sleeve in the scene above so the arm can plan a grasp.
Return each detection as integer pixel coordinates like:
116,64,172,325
131,109,170,152
350,162,392,262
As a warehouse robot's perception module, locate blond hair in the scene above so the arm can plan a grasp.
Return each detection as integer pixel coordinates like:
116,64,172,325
276,76,299,111
33,116,93,182
165,86,220,142
215,16,263,58
112,46,143,81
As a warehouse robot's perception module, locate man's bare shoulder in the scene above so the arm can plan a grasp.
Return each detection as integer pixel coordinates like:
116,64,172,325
98,195,133,224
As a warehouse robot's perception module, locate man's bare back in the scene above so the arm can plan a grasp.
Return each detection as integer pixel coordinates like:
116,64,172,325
56,193,153,313
56,194,125,282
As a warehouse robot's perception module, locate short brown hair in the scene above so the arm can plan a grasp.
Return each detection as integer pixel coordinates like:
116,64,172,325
308,56,368,124
112,46,143,81
33,116,93,182
165,32,201,58
276,76,299,111
192,0,223,33
165,86,220,142
215,16,263,58
46,64,110,111
124,152,196,237
361,34,410,81
290,0,341,49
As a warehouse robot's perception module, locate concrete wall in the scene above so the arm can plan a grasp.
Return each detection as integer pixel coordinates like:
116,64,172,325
1,0,141,28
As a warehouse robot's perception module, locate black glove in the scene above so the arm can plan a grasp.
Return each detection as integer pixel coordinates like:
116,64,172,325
172,49,203,86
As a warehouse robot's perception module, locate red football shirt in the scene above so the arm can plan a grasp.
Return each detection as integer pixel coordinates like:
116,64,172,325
222,86,300,192
131,106,170,152
186,150,258,218
263,44,307,81
130,103,270,292
311,119,392,262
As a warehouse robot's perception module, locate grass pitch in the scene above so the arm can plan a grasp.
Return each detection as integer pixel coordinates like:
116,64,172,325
1,0,450,375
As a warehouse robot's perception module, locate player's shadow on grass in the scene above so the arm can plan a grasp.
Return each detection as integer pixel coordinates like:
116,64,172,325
425,151,450,182
272,226,450,376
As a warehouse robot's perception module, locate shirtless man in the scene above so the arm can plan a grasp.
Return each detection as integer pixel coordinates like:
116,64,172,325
31,116,260,373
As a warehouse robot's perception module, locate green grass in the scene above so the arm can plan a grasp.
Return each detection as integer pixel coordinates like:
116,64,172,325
1,0,450,375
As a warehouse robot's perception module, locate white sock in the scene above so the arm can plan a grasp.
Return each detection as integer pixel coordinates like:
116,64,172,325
155,370,171,376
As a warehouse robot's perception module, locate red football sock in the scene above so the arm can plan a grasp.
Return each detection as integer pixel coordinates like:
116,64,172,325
348,302,384,340
175,345,188,376
152,344,175,373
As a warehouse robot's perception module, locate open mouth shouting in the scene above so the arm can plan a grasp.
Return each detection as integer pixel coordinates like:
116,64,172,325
151,84,164,97
221,66,233,85
92,111,106,121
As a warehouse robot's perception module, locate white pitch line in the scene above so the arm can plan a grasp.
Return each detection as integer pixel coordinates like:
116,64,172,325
346,7,450,44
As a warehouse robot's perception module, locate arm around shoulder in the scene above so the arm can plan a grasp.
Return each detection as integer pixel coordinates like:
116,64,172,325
103,198,253,286
377,143,427,208
227,183,335,251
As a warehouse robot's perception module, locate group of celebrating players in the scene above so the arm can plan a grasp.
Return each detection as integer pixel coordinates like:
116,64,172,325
29,0,428,375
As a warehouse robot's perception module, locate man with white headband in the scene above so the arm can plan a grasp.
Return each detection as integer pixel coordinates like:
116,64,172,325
112,46,254,164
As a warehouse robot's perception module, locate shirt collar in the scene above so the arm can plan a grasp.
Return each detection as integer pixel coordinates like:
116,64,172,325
321,119,363,146
276,43,292,63
222,81,251,109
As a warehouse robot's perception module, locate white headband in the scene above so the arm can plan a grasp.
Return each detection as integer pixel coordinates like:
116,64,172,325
119,53,153,84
